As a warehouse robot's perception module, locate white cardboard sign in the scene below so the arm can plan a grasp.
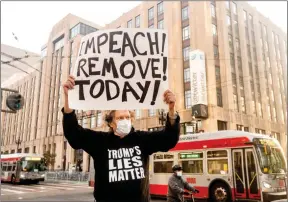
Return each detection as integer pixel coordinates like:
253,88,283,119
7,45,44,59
68,29,169,110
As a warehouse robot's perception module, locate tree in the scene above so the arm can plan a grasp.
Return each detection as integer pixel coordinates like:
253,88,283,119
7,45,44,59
43,151,56,170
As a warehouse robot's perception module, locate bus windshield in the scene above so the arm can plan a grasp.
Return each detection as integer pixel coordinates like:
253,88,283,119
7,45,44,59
254,138,286,174
21,157,46,172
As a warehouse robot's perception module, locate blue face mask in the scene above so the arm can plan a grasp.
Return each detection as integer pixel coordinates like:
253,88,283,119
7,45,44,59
115,119,132,137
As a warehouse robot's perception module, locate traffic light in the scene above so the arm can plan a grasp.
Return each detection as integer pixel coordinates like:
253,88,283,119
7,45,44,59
6,93,24,111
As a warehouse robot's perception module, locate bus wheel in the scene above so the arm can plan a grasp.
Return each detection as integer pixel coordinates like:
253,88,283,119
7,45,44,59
11,175,16,185
210,183,231,202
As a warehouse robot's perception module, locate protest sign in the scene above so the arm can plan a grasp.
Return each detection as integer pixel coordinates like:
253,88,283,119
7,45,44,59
68,29,168,110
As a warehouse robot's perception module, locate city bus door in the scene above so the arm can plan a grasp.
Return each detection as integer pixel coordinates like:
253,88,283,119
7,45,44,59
232,149,247,199
244,149,261,200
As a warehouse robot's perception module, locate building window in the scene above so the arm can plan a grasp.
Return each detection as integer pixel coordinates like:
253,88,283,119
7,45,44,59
228,35,233,52
183,47,190,61
240,97,245,113
255,128,265,135
182,26,190,40
210,4,216,18
216,87,223,107
263,25,267,36
252,101,256,115
157,1,164,15
235,38,240,51
233,94,238,111
249,14,253,29
243,10,247,24
213,45,219,58
226,16,231,26
225,1,230,10
96,111,102,127
148,7,154,20
135,110,141,119
185,91,191,109
91,116,96,128
215,66,221,83
148,109,156,117
217,121,227,130
70,23,80,39
54,37,64,52
157,20,164,29
212,24,217,36
149,24,154,29
232,2,237,14
182,6,189,21
267,105,271,120
184,68,190,82
272,107,277,122
41,48,47,59
135,15,140,28
127,20,132,28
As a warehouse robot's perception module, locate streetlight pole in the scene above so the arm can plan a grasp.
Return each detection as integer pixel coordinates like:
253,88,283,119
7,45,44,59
191,114,199,134
159,109,166,129
15,136,22,152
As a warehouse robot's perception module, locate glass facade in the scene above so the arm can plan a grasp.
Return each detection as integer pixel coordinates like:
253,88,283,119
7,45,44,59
70,23,97,39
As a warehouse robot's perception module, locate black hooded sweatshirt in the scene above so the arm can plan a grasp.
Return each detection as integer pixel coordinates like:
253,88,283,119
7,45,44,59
62,109,180,202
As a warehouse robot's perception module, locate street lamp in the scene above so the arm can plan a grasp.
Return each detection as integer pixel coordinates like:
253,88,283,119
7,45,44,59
15,136,22,152
158,109,167,128
191,115,198,134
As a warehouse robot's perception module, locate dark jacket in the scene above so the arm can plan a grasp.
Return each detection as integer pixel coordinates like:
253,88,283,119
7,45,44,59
62,108,180,202
167,174,195,202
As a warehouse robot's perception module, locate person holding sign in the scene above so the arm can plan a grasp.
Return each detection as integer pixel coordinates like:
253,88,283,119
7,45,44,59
62,75,180,202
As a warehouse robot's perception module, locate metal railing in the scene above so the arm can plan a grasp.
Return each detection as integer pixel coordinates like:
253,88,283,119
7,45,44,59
45,171,89,182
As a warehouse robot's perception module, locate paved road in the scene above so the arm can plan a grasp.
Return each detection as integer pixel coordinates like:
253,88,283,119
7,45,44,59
0,181,165,201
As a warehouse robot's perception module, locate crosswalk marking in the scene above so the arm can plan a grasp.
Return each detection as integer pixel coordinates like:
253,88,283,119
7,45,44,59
1,188,25,194
0,182,91,197
44,182,93,189
3,186,36,191
38,184,75,190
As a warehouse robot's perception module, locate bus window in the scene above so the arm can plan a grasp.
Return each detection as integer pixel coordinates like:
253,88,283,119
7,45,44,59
153,153,174,173
179,152,204,174
2,163,7,171
12,162,17,171
7,162,13,171
207,150,229,174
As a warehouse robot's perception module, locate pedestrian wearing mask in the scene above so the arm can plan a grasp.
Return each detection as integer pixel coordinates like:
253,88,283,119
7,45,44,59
167,165,199,202
62,75,181,202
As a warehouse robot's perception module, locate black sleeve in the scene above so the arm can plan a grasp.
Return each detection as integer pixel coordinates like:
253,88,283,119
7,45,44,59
139,114,180,155
61,108,104,155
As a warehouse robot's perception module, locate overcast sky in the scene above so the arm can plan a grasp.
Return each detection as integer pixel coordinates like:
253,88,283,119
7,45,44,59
1,1,287,54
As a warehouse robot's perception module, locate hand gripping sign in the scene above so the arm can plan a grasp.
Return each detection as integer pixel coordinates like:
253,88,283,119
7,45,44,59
69,29,168,110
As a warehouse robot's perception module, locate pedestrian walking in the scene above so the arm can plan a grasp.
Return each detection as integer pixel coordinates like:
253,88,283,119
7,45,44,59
62,75,181,202
167,165,199,202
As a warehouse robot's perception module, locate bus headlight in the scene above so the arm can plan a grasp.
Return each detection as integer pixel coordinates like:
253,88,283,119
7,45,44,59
41,174,45,177
263,182,272,188
20,174,25,178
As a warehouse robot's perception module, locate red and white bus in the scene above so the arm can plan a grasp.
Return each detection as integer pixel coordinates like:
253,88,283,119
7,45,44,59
88,130,287,202
1,153,47,184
